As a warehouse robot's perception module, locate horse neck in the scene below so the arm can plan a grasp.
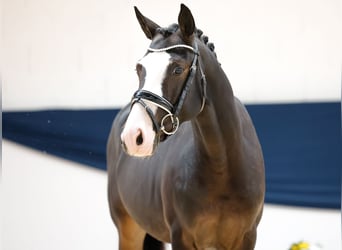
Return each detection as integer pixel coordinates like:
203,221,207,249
192,45,242,170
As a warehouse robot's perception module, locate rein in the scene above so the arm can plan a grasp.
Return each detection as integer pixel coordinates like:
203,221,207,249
131,43,207,137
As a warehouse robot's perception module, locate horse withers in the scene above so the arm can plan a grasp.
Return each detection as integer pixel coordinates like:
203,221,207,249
107,4,265,250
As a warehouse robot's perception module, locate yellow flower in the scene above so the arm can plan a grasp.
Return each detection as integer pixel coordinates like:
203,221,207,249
290,245,299,250
298,242,310,249
290,241,310,250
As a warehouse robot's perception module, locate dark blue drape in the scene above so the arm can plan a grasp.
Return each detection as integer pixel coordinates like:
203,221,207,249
247,102,340,209
3,109,119,169
3,102,341,208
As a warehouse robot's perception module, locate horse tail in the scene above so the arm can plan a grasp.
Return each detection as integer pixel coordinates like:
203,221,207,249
143,234,164,250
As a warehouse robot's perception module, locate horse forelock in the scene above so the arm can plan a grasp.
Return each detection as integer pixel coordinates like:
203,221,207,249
156,24,179,37
155,24,217,58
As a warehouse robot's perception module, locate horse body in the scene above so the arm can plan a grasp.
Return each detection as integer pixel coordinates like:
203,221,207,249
107,5,264,250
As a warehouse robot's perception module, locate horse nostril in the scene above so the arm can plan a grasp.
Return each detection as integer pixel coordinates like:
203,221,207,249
136,132,143,146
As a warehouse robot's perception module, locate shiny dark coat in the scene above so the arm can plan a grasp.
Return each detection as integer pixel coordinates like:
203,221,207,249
107,4,265,250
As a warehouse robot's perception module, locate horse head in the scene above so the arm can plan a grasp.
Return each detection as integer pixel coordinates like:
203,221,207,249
121,4,206,157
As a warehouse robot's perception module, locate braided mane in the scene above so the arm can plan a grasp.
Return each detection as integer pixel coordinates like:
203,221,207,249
156,24,217,58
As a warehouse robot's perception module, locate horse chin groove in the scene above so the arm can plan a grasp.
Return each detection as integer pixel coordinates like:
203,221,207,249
159,133,168,142
124,148,154,158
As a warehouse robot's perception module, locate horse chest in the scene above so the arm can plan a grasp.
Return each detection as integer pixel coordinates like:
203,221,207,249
196,205,254,249
167,170,255,247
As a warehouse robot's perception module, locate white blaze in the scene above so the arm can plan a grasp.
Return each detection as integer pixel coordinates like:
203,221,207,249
140,52,171,96
120,52,171,157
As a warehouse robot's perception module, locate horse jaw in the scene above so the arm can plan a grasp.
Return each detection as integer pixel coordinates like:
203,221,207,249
121,103,157,157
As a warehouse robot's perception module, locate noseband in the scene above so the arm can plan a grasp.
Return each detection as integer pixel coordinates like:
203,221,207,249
131,43,207,137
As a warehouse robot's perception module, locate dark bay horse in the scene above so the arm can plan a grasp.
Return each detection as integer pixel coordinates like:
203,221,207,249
107,4,265,250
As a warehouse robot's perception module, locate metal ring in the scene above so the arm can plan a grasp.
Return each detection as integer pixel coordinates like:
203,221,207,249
160,114,179,135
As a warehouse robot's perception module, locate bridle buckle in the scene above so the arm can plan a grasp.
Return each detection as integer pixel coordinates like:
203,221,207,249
160,114,179,135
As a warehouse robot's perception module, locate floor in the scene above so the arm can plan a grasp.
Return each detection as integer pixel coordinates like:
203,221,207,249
2,140,341,250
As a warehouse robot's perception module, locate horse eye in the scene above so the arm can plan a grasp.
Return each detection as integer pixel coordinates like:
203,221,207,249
173,66,184,75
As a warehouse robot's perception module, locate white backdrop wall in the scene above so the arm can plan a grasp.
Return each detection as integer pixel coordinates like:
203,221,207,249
2,0,341,111
2,1,341,249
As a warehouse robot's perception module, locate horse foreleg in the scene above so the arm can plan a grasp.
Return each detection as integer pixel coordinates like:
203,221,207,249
240,229,257,250
117,216,146,250
108,185,145,249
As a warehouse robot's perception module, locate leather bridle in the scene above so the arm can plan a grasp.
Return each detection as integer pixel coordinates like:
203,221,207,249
131,42,207,137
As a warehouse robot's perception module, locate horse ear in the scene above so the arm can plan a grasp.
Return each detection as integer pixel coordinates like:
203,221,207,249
178,4,196,41
134,6,160,40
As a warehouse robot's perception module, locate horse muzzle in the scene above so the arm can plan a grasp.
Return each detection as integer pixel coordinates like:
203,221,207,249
120,104,159,157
